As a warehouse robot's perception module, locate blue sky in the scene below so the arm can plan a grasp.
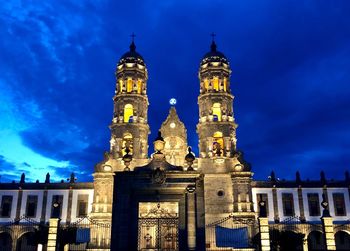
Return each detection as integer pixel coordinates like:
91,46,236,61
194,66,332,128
1,0,350,182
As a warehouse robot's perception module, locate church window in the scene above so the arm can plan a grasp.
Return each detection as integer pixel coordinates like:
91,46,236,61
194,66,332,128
137,79,142,94
122,133,133,156
212,103,221,121
257,193,269,216
213,131,224,156
124,104,134,123
223,77,227,92
213,77,219,91
51,195,63,218
307,193,320,216
25,195,38,218
119,80,123,93
0,195,13,217
127,78,133,93
333,193,346,216
77,194,88,217
282,193,294,216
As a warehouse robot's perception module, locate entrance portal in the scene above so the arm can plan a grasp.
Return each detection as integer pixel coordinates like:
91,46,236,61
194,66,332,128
138,202,179,251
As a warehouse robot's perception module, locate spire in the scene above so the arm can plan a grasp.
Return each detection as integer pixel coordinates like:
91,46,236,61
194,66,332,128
210,32,217,52
130,32,136,52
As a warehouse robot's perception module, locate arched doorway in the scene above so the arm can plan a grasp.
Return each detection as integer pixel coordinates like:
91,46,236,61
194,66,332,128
213,131,224,156
16,232,38,251
123,104,134,123
307,231,326,251
0,232,12,251
335,231,350,250
212,103,221,121
270,229,304,251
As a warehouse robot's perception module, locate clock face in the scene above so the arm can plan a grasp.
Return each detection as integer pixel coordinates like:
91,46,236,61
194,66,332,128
103,165,112,172
170,122,176,129
169,98,177,105
234,164,243,171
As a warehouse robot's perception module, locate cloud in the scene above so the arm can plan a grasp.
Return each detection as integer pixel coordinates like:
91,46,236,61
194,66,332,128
1,0,350,182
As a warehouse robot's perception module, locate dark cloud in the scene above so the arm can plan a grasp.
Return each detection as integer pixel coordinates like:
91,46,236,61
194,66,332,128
1,1,350,182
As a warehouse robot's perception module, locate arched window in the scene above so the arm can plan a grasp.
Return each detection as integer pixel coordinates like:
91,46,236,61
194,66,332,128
212,103,221,121
124,104,133,123
122,133,133,156
223,77,227,92
127,78,133,93
137,79,142,94
213,77,219,91
119,80,123,93
213,131,224,156
204,78,209,91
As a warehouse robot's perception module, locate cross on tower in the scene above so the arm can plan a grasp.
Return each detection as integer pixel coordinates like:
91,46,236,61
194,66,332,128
130,32,136,42
210,32,216,42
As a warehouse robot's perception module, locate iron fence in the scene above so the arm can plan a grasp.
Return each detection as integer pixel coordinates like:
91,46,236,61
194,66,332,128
269,216,326,251
205,215,259,250
0,216,48,251
57,217,111,251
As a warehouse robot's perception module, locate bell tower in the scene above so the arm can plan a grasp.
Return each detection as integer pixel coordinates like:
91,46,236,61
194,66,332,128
110,37,150,168
197,38,254,226
197,38,237,160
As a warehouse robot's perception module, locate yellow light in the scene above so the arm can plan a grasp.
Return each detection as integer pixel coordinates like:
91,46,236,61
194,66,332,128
213,131,224,149
127,78,133,93
213,77,219,91
124,104,133,123
119,80,123,93
137,79,142,94
122,133,133,156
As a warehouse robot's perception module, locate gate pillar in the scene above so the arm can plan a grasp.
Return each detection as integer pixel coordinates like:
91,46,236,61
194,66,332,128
258,217,270,251
321,217,336,250
47,218,60,251
320,194,336,250
187,185,196,250
302,236,308,251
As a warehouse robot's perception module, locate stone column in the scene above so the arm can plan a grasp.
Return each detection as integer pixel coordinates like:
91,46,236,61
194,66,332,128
15,187,23,219
40,189,48,223
258,199,270,251
272,186,279,222
47,218,60,251
297,186,305,221
303,237,308,251
11,238,17,251
66,187,73,224
186,185,196,250
321,216,336,250
258,217,270,251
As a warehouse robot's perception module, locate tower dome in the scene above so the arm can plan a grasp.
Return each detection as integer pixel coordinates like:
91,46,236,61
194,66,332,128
118,40,145,66
200,40,229,66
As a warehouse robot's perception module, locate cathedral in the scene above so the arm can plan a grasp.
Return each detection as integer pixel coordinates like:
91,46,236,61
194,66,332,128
0,39,350,251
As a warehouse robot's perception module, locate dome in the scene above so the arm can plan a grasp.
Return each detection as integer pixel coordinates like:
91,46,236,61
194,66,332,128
200,41,229,66
118,41,145,66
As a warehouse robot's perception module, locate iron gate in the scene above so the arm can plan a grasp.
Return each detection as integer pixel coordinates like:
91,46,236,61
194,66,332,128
137,202,179,251
138,217,178,250
206,215,259,250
